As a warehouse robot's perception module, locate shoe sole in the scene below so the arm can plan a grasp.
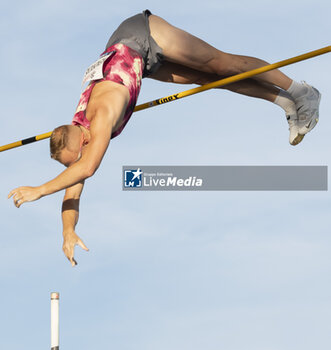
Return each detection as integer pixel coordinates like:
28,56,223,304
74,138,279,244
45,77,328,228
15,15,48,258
290,133,305,146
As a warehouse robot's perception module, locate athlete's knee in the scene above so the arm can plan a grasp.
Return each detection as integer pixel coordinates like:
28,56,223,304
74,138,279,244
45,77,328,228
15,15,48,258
210,53,245,77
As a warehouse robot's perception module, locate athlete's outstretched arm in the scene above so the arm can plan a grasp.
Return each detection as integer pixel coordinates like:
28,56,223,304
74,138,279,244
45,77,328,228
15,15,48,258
62,181,89,267
9,112,112,204
8,106,115,207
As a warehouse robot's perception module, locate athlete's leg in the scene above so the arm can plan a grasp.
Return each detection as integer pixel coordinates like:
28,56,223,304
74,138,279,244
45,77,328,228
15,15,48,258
150,61,301,144
150,61,286,103
149,15,293,90
149,15,320,144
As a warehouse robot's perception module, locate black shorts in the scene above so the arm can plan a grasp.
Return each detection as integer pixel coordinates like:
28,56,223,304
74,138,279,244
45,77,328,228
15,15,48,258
106,10,164,78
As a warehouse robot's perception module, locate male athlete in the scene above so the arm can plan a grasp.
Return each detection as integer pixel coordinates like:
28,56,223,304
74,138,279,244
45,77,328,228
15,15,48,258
8,10,321,266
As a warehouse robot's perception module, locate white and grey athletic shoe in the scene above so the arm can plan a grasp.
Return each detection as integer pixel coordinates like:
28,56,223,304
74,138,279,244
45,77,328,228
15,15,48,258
294,82,321,135
287,113,304,146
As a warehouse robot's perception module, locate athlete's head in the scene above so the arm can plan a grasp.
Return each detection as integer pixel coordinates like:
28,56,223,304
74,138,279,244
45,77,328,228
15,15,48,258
50,125,84,167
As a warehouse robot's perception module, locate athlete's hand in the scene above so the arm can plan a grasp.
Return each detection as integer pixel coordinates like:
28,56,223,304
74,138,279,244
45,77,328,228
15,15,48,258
63,230,89,267
8,186,43,208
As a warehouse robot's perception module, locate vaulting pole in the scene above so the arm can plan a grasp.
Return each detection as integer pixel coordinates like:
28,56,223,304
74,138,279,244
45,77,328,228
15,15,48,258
0,132,52,152
1,45,330,153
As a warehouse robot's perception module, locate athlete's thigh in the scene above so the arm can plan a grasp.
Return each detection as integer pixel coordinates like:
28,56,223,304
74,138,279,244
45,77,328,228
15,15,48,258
149,15,224,74
148,61,220,85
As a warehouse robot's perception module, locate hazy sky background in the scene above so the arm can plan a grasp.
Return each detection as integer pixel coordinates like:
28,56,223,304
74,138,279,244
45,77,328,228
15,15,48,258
1,1,330,349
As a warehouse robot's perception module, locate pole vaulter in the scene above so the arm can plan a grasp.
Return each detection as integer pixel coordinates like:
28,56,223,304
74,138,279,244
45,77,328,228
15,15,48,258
1,45,330,153
5,10,330,265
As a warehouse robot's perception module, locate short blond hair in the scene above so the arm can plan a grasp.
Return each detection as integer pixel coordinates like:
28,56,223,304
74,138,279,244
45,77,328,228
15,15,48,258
50,125,71,161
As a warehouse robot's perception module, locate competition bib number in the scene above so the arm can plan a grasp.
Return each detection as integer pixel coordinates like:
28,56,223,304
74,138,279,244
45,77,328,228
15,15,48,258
81,51,115,88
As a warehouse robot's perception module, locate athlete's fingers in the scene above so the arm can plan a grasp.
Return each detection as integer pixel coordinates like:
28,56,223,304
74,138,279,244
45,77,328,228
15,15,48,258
16,197,26,208
8,190,17,201
8,188,22,199
63,244,74,263
67,256,77,267
13,194,21,208
68,256,77,267
77,239,89,251
72,257,78,266
66,251,76,267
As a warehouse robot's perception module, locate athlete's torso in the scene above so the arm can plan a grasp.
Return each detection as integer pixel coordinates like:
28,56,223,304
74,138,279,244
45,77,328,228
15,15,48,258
72,43,144,138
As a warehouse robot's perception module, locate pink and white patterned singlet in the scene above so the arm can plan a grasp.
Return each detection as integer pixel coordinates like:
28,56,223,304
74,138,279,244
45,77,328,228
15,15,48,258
72,43,144,138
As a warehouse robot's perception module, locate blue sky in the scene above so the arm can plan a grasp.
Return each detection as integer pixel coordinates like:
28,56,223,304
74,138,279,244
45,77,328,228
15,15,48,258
1,1,330,349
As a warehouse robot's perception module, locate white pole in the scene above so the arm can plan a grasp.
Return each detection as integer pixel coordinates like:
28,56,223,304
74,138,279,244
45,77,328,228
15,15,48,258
51,292,59,350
